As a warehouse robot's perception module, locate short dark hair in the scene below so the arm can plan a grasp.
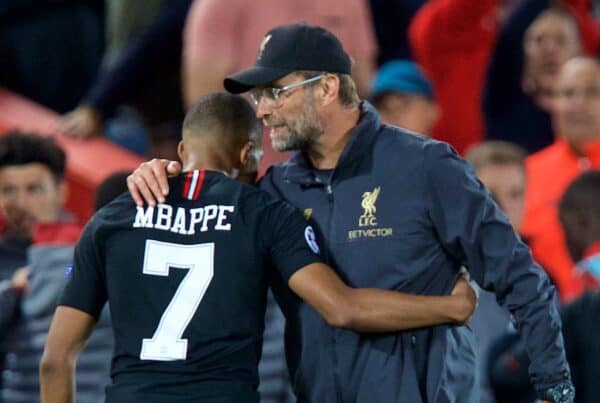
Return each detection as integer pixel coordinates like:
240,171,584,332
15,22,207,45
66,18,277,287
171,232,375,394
183,93,261,146
0,131,66,180
466,141,527,172
94,171,130,211
560,171,600,215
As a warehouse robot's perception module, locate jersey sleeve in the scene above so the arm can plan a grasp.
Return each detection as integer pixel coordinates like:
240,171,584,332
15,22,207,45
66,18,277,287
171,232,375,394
260,199,323,282
58,219,108,320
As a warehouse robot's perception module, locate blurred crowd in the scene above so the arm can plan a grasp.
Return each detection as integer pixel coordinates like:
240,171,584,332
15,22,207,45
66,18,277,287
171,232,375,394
0,0,599,402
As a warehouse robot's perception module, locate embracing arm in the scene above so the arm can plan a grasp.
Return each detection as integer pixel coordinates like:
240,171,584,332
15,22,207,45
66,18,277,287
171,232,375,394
40,306,97,403
289,263,476,332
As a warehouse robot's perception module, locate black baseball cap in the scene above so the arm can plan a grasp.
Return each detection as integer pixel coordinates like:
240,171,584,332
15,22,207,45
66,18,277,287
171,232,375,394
224,23,352,94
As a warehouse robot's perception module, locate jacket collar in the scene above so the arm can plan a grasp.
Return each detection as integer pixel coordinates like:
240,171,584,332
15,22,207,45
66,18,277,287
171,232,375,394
282,101,382,186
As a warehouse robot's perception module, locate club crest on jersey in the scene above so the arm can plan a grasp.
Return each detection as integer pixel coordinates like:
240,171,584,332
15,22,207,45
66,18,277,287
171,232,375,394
304,225,320,254
64,263,73,278
303,208,313,220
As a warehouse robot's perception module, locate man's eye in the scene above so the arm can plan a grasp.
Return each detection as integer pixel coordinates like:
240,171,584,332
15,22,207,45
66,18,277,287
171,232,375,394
1,187,16,196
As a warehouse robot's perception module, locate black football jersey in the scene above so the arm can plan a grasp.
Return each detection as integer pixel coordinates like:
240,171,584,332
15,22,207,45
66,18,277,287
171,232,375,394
59,170,321,401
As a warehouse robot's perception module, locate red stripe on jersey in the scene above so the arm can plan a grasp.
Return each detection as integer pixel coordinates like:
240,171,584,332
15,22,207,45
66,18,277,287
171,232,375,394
182,172,193,199
192,169,206,200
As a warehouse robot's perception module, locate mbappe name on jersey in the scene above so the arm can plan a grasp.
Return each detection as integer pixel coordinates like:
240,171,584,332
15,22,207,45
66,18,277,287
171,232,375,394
132,204,235,235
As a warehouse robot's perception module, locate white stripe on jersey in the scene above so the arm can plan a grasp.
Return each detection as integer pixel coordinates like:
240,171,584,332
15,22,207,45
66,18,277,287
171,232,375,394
187,170,199,200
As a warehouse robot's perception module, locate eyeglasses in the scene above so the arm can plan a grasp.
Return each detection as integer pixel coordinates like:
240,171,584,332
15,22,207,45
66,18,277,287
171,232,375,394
250,74,325,106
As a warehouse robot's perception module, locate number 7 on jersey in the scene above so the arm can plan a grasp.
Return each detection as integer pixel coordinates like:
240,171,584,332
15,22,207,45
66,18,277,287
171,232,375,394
140,240,214,361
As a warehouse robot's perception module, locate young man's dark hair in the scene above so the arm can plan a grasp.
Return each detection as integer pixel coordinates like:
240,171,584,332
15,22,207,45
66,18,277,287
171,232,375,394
0,132,69,240
0,132,66,180
182,92,262,184
183,92,261,146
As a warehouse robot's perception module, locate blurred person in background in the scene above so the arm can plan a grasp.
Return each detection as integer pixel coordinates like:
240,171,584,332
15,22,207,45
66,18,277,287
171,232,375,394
558,170,600,395
489,170,600,403
0,133,69,281
483,0,600,154
521,56,600,302
60,0,193,159
370,60,439,136
182,0,377,106
0,132,113,403
553,170,600,403
0,0,104,113
466,141,528,231
0,132,68,395
409,0,518,154
466,140,528,403
101,0,163,67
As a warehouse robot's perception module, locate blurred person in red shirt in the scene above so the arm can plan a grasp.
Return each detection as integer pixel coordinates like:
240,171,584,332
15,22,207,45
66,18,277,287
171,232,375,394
409,0,517,154
521,56,600,301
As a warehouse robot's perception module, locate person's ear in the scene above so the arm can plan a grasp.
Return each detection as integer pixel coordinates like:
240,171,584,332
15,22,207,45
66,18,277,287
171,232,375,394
177,140,185,163
317,74,340,106
240,140,252,167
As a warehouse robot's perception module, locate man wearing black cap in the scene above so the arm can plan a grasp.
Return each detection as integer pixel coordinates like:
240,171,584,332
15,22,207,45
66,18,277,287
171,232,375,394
127,23,575,403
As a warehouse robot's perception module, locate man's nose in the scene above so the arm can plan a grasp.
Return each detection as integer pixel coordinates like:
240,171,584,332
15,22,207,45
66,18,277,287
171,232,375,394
255,96,274,119
16,191,30,208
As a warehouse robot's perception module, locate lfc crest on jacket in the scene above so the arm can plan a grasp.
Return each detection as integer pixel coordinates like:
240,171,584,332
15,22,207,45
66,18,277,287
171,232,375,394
359,187,380,227
348,186,393,240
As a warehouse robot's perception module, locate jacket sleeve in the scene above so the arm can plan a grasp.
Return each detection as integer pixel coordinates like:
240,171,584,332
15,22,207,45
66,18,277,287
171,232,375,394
424,141,571,394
